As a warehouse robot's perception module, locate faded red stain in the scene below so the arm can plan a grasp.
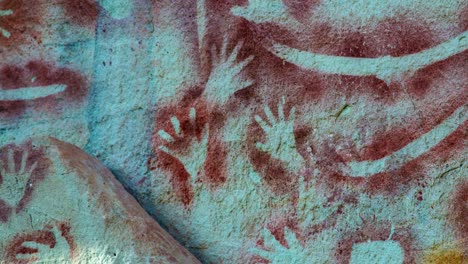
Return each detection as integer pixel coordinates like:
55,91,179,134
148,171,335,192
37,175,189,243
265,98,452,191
0,199,12,222
383,116,465,195
266,216,302,248
204,128,228,185
57,222,77,260
152,87,228,206
0,101,26,119
459,4,468,31
283,0,321,22
233,20,326,104
335,221,418,264
0,141,51,222
414,178,428,203
404,51,467,98
0,0,43,47
61,0,99,28
0,61,88,119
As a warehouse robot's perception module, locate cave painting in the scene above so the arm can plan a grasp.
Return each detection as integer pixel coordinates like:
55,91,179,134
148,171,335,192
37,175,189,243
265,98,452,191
5,222,74,264
0,0,43,47
262,31,467,84
0,142,73,263
251,227,308,263
254,97,304,172
0,0,465,263
0,0,197,261
0,0,96,117
0,0,97,46
152,36,254,205
151,0,467,262
0,61,88,119
0,142,50,223
0,139,200,263
233,0,467,85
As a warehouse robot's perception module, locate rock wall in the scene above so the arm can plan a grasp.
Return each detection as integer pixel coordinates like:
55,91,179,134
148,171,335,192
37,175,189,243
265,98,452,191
1,0,466,263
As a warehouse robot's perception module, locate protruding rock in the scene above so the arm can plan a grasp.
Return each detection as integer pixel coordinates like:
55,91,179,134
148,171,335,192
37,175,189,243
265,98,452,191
0,137,200,263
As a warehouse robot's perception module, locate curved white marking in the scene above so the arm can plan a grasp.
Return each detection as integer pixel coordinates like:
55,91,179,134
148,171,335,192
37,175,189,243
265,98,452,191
266,31,468,83
0,84,66,100
341,105,467,177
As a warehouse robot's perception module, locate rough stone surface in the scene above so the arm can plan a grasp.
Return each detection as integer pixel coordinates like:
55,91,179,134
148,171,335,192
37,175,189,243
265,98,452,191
0,0,96,148
1,0,467,263
0,137,200,263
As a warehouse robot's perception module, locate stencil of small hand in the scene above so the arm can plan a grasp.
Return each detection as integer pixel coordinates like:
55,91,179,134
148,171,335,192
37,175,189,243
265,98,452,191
255,97,304,170
204,36,254,106
250,227,309,264
15,225,71,263
158,108,209,184
0,149,37,208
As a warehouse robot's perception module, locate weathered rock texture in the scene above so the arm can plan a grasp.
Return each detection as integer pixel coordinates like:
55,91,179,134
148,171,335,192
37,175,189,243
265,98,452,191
0,137,199,263
0,0,96,148
1,0,467,263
